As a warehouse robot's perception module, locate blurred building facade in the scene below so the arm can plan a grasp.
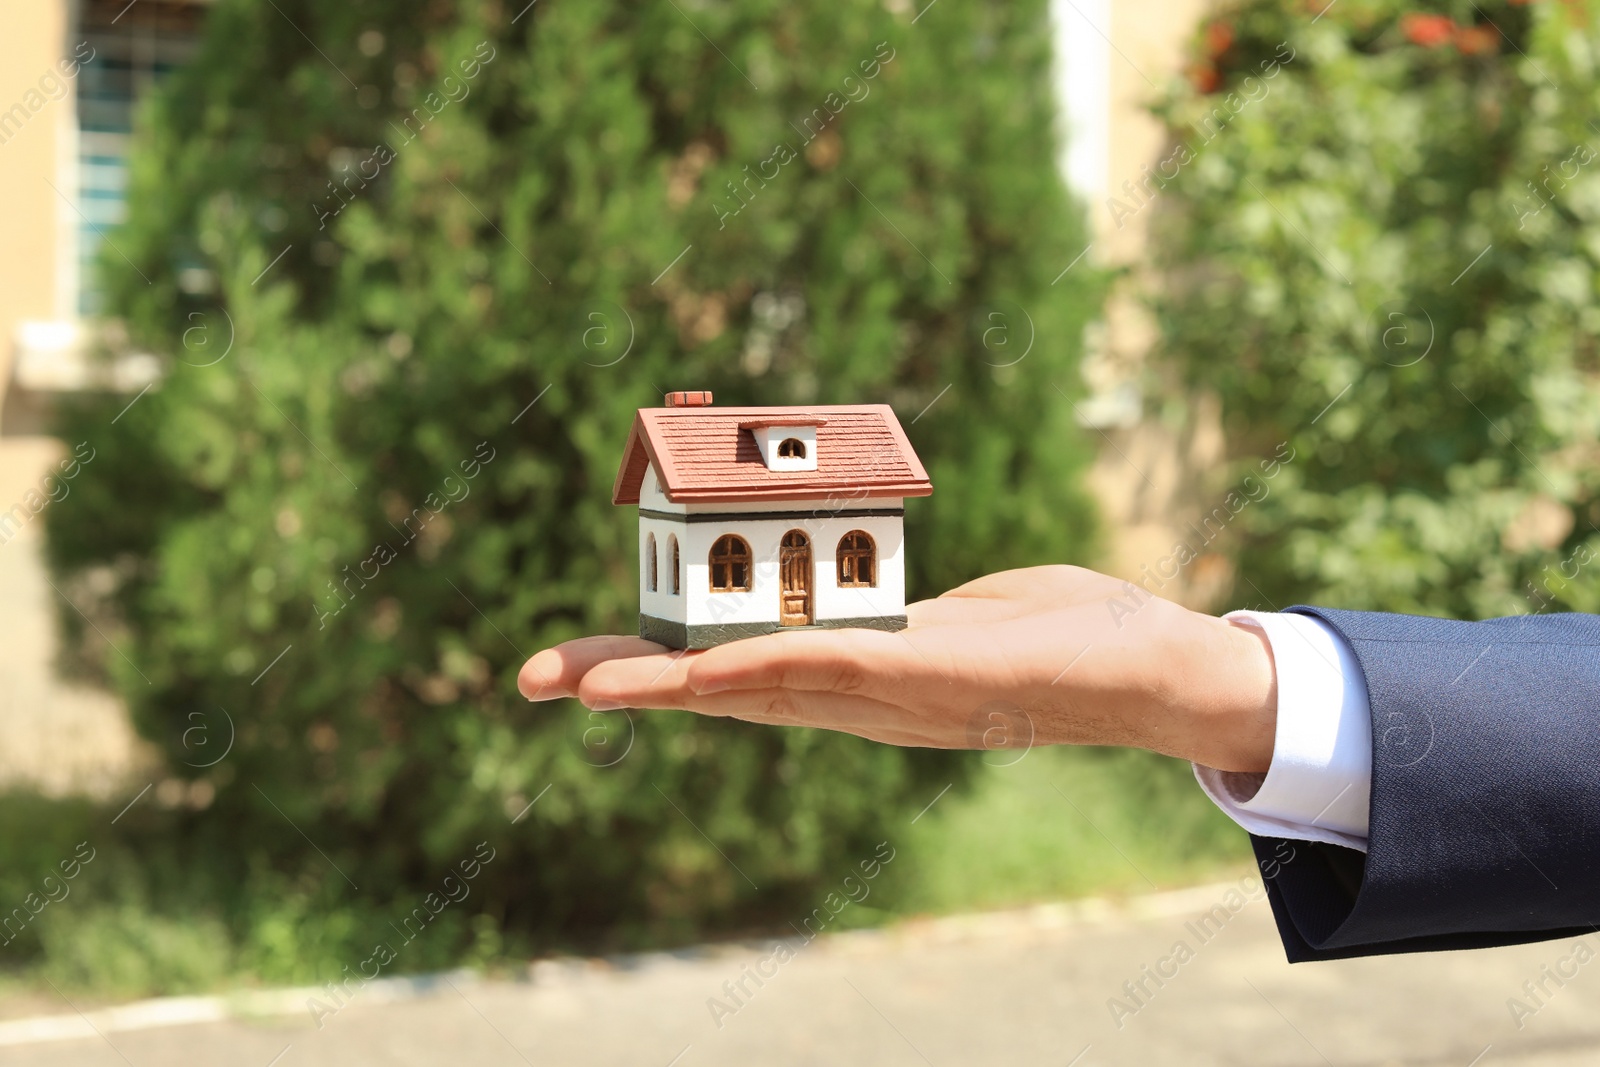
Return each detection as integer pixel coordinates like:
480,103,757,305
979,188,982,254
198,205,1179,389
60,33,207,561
0,0,207,793
1,0,198,436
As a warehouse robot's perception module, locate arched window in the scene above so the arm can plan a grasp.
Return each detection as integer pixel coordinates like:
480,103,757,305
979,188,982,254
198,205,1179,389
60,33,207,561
837,530,876,587
709,534,753,592
668,534,680,595
645,532,658,592
777,438,806,459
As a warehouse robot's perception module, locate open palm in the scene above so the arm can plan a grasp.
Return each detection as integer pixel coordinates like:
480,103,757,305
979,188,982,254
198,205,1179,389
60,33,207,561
519,565,1276,772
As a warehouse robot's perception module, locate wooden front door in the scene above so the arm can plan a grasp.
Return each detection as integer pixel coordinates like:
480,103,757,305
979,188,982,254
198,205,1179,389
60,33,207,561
779,530,813,626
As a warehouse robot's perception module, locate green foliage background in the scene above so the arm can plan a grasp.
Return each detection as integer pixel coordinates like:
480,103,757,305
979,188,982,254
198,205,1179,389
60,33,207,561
33,0,1105,988
1152,0,1600,619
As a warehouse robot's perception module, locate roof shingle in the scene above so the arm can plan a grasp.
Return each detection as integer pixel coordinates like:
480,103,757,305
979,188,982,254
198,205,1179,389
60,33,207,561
612,404,932,505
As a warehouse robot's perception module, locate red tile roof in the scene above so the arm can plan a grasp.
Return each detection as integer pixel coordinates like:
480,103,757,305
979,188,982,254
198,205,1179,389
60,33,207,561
612,404,933,505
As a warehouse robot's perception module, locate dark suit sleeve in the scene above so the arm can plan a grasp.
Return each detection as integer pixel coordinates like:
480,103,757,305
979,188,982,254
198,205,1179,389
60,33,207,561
1251,606,1600,962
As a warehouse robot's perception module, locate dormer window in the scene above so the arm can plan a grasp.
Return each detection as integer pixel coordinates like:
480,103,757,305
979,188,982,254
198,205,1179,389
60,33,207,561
743,418,822,472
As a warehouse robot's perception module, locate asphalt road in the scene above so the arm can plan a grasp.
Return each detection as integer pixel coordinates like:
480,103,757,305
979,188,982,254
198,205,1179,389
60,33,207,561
1,881,1596,1067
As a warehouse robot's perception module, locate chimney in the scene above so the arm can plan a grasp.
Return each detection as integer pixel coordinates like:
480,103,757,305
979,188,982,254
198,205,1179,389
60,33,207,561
665,390,713,407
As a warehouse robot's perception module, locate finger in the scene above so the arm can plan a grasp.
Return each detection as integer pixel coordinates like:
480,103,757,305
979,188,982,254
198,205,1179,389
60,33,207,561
622,685,953,748
519,635,671,700
682,628,918,698
705,689,952,747
575,647,701,709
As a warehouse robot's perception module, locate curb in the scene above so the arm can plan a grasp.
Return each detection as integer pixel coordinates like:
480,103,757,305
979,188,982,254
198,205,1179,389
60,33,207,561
0,969,479,1049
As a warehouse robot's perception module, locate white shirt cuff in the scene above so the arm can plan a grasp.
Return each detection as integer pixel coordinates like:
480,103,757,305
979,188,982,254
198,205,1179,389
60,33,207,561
1193,610,1372,853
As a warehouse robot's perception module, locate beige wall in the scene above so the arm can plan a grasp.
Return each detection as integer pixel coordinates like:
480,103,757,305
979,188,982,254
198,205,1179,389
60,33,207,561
1075,0,1234,608
0,0,70,397
0,2,150,794
1094,0,1213,370
1100,0,1212,258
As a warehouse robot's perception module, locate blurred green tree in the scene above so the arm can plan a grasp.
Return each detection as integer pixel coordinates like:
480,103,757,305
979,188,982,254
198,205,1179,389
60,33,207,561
1152,0,1600,619
47,0,1100,971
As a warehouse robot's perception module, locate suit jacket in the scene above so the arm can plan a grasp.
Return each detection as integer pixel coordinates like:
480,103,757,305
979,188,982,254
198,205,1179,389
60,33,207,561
1255,606,1600,962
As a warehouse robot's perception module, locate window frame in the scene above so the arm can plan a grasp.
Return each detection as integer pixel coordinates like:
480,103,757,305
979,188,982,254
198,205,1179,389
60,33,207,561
836,530,877,588
708,534,753,593
777,437,806,459
74,3,203,317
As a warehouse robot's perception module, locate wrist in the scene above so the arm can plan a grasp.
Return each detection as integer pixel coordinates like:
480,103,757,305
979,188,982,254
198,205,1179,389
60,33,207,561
1169,612,1278,773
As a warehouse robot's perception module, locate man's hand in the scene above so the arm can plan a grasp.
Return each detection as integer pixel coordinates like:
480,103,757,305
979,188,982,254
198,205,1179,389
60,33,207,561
518,566,1278,773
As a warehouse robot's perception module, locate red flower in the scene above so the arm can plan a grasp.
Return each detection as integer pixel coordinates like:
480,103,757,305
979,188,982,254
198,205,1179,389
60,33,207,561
1188,62,1221,93
1204,21,1234,59
1454,23,1500,54
1402,12,1457,47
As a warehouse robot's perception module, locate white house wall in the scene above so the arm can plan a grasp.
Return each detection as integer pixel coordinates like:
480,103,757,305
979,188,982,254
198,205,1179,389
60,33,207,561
638,467,681,512
681,510,905,627
636,460,911,648
637,514,689,625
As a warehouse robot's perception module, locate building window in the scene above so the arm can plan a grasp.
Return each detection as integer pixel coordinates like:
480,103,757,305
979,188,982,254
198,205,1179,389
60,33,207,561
77,1,204,316
837,530,876,587
668,534,680,595
709,534,752,592
777,438,806,459
644,533,657,592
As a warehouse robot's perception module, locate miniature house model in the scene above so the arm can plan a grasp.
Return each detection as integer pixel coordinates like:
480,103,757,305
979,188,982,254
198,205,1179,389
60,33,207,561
612,391,933,650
